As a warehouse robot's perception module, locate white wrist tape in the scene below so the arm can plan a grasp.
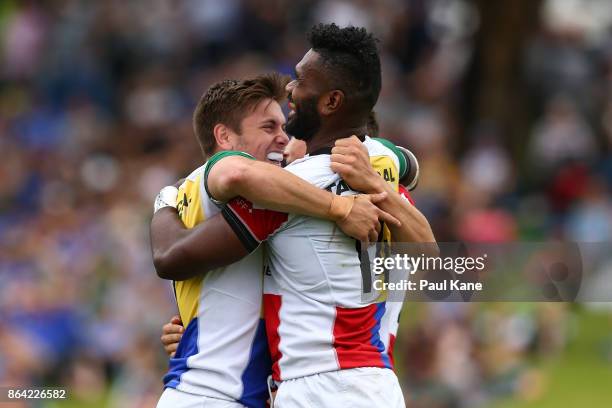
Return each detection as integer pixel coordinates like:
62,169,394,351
154,186,179,214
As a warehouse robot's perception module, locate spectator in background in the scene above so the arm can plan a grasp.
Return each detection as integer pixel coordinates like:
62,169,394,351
529,94,597,173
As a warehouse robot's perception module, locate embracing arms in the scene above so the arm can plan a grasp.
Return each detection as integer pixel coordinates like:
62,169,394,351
151,208,248,280
330,136,438,256
151,151,399,281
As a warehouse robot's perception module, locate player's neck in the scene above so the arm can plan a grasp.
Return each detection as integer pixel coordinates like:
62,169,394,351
306,125,368,154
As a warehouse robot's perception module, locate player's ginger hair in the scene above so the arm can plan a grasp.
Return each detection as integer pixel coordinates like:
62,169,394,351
193,72,290,159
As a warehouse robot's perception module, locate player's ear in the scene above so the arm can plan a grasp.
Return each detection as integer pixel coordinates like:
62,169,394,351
319,90,344,116
213,123,234,150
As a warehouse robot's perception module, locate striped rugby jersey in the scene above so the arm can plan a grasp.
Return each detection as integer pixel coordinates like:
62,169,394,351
209,136,414,382
162,162,270,408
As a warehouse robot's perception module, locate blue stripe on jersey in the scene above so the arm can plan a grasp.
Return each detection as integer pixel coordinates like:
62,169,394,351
238,318,272,408
163,317,199,388
371,302,392,369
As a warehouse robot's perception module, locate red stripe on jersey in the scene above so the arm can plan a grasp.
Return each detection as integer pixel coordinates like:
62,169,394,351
398,184,415,205
263,294,283,381
332,304,387,370
226,197,288,243
388,333,396,369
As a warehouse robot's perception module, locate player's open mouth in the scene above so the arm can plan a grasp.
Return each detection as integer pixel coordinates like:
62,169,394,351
267,152,284,165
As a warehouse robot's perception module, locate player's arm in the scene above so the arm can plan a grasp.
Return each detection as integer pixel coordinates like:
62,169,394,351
382,184,438,257
151,196,392,280
365,174,435,246
151,176,396,280
151,207,249,280
205,151,398,228
330,136,437,255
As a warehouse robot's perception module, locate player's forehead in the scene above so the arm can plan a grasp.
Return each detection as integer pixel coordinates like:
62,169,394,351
295,49,321,78
243,98,285,125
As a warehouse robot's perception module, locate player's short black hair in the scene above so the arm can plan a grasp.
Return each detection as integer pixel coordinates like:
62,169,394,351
307,23,381,114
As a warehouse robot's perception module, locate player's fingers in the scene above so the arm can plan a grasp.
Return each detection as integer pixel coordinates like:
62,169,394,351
331,146,351,156
164,343,178,354
170,315,183,325
165,343,178,356
377,208,401,227
338,136,368,154
330,153,354,165
163,323,184,336
334,137,353,147
335,135,361,147
370,219,381,241
330,162,352,175
334,142,361,156
368,192,388,203
169,333,184,343
368,228,378,243
162,322,173,335
161,333,183,345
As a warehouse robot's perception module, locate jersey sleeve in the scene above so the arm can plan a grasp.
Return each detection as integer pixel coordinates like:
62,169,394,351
398,184,415,205
222,197,289,253
372,138,408,180
203,150,256,205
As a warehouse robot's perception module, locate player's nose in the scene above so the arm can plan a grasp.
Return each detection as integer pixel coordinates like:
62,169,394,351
286,80,296,95
276,128,289,147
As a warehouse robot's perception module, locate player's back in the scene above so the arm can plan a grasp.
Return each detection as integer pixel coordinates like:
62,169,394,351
163,164,270,408
263,136,407,381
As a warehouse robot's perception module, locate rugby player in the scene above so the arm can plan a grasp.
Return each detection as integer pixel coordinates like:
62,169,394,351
158,113,402,359
152,73,400,408
153,24,436,408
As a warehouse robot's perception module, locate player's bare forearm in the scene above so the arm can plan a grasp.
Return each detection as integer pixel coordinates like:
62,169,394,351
376,181,438,256
330,150,434,245
208,156,402,243
208,156,338,220
151,209,247,280
328,136,436,252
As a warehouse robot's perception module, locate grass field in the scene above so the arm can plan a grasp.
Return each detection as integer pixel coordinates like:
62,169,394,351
494,308,612,408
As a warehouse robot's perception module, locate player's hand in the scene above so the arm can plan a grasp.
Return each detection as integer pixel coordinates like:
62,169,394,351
161,315,184,357
336,193,401,243
330,136,384,194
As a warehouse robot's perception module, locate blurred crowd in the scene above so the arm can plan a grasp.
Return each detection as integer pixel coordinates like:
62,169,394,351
0,0,611,407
